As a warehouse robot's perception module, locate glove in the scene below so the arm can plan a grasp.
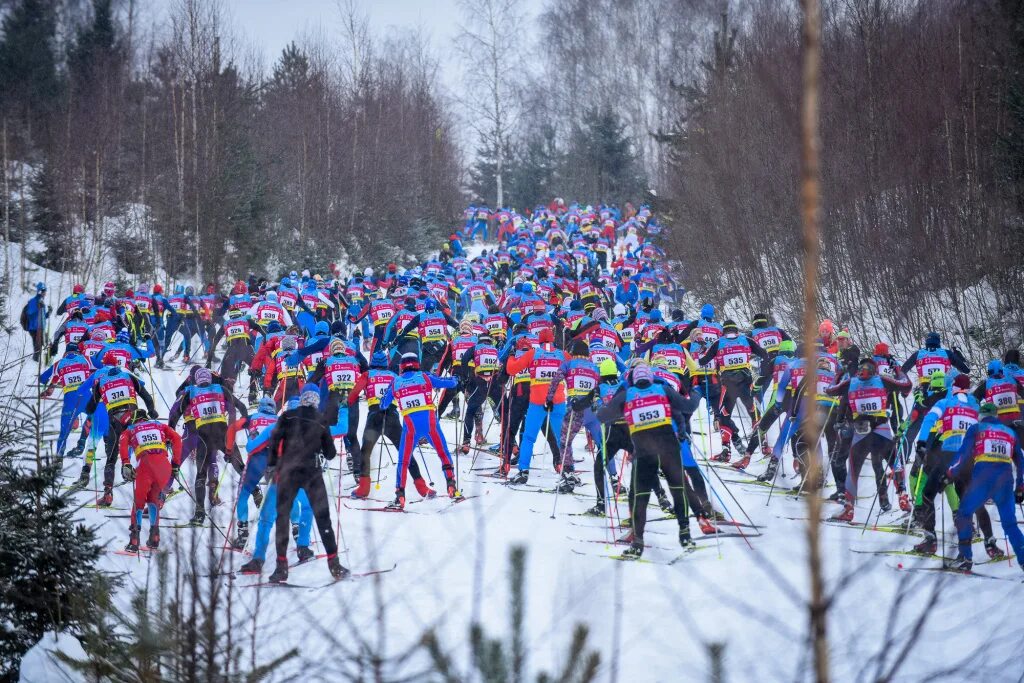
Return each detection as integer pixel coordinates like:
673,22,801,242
243,415,251,428
263,465,277,484
148,410,159,420
171,465,180,479
247,368,259,378
914,442,926,458
1016,486,1024,505
41,386,54,399
544,399,554,412
143,333,151,341
942,468,954,487
121,463,135,482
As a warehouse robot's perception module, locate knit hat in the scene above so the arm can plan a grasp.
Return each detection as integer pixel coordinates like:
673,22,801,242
299,385,320,409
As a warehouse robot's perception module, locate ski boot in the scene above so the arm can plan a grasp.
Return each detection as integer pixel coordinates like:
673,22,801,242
898,492,911,512
414,478,436,499
912,532,937,555
697,517,717,535
584,503,606,517
296,546,315,564
155,358,166,370
607,474,620,492
508,469,529,485
147,527,160,550
125,527,141,554
268,560,289,583
555,473,577,494
67,442,85,459
71,467,91,490
187,510,206,527
756,458,779,483
878,492,891,513
238,558,263,575
352,476,371,499
710,450,731,463
827,490,844,502
731,454,751,470
656,490,673,513
619,517,632,529
231,521,249,550
460,441,471,455
443,466,459,498
386,490,407,511
945,555,973,572
621,533,644,558
830,500,855,522
679,527,695,548
99,486,114,507
984,537,1005,559
328,555,350,580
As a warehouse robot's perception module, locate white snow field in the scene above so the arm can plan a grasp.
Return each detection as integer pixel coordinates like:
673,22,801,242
5,248,1023,683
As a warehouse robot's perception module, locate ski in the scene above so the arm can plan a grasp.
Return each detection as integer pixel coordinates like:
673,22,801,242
889,563,1023,583
342,501,421,514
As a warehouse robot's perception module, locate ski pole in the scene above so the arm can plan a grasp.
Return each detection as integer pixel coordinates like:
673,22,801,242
173,471,231,544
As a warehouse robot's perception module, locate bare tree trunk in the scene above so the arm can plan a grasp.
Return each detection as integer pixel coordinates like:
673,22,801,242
3,118,10,298
799,1,829,683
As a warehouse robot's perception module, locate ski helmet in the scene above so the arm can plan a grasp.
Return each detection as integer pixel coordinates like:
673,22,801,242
299,384,320,409
856,357,877,380
258,396,276,414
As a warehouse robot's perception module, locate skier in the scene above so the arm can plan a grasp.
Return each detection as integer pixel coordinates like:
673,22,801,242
118,409,183,552
945,402,1024,572
265,385,348,582
596,361,700,557
378,352,460,509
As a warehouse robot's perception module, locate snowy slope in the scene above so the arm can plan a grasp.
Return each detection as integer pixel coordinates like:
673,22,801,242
6,244,1024,683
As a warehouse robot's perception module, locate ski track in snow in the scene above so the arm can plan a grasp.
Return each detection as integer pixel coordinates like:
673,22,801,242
6,245,1024,683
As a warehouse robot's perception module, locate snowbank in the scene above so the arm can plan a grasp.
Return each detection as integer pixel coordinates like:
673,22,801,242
18,632,87,683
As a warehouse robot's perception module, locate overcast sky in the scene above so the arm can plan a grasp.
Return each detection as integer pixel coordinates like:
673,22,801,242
215,0,545,90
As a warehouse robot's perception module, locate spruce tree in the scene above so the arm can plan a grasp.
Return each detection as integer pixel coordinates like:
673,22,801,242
0,447,111,678
29,160,75,272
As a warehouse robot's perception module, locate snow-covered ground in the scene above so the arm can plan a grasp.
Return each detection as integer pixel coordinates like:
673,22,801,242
6,245,1024,683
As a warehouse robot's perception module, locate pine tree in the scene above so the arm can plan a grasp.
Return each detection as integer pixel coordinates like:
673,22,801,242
0,446,111,678
0,0,61,119
510,124,560,211
421,546,600,683
469,134,518,208
564,107,646,203
29,160,75,272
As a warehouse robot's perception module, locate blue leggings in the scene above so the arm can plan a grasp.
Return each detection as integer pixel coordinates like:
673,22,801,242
518,401,566,471
954,462,1024,563
396,410,452,490
56,393,87,455
252,484,312,562
236,451,267,521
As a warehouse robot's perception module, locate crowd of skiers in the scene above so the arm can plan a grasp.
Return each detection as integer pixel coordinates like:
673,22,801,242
28,200,1024,581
